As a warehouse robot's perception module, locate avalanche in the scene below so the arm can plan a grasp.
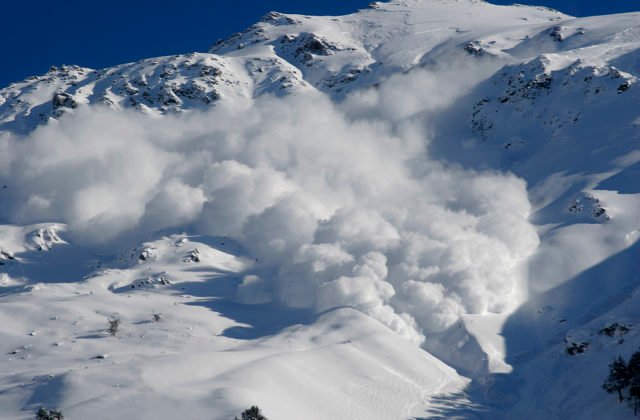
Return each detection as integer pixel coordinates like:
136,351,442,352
1,1,639,419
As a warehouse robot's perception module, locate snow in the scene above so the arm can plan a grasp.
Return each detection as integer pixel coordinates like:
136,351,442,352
1,0,640,418
0,230,464,419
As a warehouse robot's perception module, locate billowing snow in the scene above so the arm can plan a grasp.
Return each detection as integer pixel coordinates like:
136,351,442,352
1,0,640,418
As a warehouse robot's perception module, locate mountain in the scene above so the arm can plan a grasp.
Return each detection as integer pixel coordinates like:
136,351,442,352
1,0,639,418
0,0,571,133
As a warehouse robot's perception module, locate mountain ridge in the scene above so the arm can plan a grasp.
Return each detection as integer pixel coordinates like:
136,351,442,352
1,1,639,419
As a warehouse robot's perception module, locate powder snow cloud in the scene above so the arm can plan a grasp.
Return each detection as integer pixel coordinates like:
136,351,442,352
0,69,539,343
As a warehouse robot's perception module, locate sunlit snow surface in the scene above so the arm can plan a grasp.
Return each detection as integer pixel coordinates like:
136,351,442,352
1,0,640,418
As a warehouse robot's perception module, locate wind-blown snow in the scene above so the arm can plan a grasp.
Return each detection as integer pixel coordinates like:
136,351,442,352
2,0,640,418
0,89,539,343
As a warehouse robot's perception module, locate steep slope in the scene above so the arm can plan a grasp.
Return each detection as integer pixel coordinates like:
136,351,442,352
1,0,569,134
0,227,464,420
1,0,640,418
0,53,309,135
423,5,640,420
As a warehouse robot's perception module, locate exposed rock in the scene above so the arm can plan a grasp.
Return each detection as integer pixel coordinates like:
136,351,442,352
599,322,630,338
279,32,345,65
464,41,485,57
28,226,62,251
565,340,589,355
138,246,158,262
183,248,201,263
549,25,566,42
130,272,172,289
618,81,631,93
52,92,78,110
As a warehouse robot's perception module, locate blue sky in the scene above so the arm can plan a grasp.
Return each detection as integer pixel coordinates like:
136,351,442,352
1,0,637,87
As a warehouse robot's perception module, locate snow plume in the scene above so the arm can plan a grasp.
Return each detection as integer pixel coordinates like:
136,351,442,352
0,86,538,344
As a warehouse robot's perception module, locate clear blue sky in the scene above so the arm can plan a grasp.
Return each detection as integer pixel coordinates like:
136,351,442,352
1,0,637,88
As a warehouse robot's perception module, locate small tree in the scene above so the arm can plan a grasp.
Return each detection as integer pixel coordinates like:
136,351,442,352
107,315,120,336
631,378,640,416
629,352,640,415
36,407,63,420
604,356,631,402
235,405,267,420
152,311,162,322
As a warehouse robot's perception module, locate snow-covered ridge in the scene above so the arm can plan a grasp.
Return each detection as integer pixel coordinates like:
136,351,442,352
0,0,573,134
1,1,640,419
4,0,637,137
0,52,308,134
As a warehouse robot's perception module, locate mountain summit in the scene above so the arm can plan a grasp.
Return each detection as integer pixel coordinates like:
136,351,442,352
1,2,639,419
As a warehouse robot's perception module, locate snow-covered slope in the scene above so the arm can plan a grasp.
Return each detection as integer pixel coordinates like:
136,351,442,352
0,0,570,134
0,53,309,135
0,228,464,419
1,0,640,418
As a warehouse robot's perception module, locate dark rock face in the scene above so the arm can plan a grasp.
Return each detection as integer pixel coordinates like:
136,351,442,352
279,33,343,65
565,341,589,355
599,323,631,338
260,11,298,26
549,26,566,42
464,41,485,57
618,81,631,93
52,92,77,110
470,54,636,143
